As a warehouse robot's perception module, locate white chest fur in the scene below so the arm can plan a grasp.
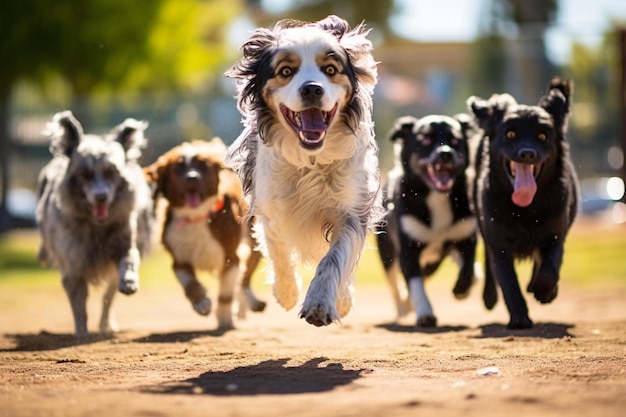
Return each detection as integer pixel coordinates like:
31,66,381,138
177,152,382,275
163,204,224,273
399,192,476,267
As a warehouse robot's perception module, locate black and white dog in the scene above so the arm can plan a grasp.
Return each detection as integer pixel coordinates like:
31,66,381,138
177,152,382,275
467,77,579,329
225,15,383,326
36,111,153,336
377,114,477,327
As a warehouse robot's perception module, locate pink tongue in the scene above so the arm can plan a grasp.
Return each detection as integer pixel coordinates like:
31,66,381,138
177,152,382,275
185,193,201,208
92,204,109,221
511,163,537,207
300,108,327,132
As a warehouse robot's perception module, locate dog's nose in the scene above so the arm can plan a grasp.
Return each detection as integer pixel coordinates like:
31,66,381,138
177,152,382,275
299,81,324,99
185,170,200,182
436,145,454,163
517,147,538,163
94,192,108,204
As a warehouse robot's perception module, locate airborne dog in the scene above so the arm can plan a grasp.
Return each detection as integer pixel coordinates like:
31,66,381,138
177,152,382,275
377,115,477,327
225,15,383,326
36,111,152,336
467,77,579,329
144,138,266,330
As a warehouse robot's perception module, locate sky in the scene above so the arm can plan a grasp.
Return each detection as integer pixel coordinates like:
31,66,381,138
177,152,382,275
258,0,626,64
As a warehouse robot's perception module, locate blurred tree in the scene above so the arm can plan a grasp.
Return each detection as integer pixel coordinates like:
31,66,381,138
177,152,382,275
0,0,240,232
249,0,395,38
469,0,557,101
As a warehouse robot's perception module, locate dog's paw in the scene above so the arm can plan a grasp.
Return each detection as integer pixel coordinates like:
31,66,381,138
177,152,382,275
99,319,119,334
273,278,300,311
299,302,339,327
119,270,139,295
244,288,267,312
452,278,475,300
416,314,437,327
533,284,558,304
507,315,533,329
193,298,212,316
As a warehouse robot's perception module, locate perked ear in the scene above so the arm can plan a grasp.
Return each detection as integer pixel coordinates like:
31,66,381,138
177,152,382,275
466,93,517,132
539,77,573,134
453,113,475,138
388,116,418,142
46,110,84,157
110,118,148,161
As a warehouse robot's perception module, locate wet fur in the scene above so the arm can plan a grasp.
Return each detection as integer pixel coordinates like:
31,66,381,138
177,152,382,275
225,15,383,326
36,111,152,336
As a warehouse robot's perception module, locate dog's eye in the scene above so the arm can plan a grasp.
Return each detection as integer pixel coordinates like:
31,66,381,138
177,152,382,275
324,65,337,76
102,167,116,179
278,67,293,78
81,170,94,181
538,132,547,141
506,130,516,139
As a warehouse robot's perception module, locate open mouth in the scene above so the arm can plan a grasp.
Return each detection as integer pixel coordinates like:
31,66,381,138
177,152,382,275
184,191,202,208
280,103,338,149
92,203,110,221
506,159,542,207
426,163,456,192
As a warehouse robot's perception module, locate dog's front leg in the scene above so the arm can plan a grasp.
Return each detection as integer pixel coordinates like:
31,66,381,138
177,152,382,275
263,224,301,311
62,275,89,336
216,261,239,330
99,280,119,334
119,211,140,295
452,236,477,299
174,263,211,316
489,248,532,329
300,215,364,327
528,241,563,304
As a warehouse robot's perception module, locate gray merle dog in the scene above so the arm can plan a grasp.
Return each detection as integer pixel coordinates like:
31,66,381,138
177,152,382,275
36,111,153,336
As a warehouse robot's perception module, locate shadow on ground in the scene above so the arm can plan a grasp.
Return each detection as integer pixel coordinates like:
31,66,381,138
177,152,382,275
142,357,368,396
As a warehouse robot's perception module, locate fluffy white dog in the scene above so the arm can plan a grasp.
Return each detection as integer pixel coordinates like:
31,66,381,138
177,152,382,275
225,15,383,326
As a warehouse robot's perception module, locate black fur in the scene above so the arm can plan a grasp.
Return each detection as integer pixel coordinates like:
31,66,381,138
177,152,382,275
467,77,579,329
377,114,477,326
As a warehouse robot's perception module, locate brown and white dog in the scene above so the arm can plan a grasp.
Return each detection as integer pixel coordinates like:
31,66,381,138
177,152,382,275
144,138,265,330
225,15,383,326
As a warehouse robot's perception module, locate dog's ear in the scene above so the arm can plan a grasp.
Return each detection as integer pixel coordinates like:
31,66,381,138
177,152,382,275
110,118,148,161
467,93,516,132
46,110,84,157
143,158,168,201
389,116,417,142
539,77,573,135
453,113,475,139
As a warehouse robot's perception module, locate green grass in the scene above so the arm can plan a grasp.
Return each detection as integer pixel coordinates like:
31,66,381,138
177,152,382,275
1,219,625,292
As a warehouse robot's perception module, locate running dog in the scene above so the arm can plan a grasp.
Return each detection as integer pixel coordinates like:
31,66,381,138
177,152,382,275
467,77,579,329
377,114,477,326
144,138,266,330
36,111,152,336
225,15,383,326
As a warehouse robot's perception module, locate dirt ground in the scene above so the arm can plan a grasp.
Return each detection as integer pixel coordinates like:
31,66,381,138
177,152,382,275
1,237,625,417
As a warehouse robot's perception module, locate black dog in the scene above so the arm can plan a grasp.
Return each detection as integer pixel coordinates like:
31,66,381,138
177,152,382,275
377,114,477,327
467,77,579,329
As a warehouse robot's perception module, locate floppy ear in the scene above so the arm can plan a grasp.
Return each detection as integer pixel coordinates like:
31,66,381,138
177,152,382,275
143,158,169,201
539,77,573,135
109,118,148,161
388,116,418,142
46,110,84,157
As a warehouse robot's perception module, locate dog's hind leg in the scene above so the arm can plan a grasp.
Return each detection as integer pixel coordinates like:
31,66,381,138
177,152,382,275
482,249,498,310
216,263,239,330
300,215,364,326
174,263,211,316
62,275,89,336
237,245,266,319
99,280,119,334
452,237,477,300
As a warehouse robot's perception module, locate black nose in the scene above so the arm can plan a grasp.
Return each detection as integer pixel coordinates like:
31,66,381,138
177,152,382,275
94,193,108,204
517,147,537,163
185,170,200,182
299,81,324,99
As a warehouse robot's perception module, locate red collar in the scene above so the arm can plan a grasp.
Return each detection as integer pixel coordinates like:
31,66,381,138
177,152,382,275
175,199,224,228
